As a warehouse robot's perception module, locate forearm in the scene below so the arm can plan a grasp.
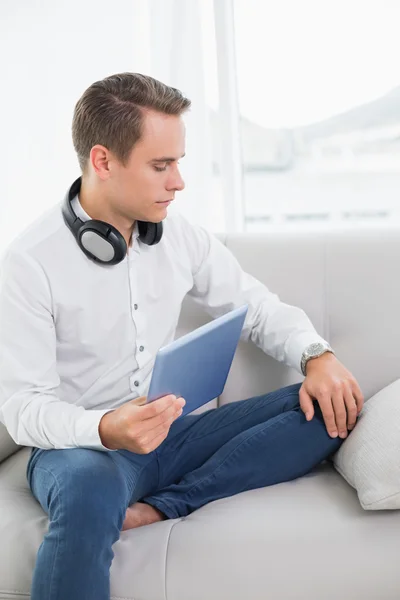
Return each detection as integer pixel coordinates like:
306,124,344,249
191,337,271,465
0,391,112,450
249,298,328,373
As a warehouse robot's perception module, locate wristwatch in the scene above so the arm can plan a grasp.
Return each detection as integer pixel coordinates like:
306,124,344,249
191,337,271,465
301,342,335,376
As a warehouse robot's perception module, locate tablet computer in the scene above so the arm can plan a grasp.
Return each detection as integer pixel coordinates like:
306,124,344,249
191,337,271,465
146,304,249,416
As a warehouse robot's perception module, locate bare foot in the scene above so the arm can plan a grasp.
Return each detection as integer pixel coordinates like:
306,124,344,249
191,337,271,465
122,502,167,531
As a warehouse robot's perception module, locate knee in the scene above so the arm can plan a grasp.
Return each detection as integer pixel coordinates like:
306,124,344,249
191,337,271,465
276,382,302,411
35,449,128,529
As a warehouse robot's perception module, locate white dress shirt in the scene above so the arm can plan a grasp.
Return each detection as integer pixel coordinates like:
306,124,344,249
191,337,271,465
0,196,327,451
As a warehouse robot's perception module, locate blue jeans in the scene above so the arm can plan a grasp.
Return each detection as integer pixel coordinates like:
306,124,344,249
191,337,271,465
27,383,343,600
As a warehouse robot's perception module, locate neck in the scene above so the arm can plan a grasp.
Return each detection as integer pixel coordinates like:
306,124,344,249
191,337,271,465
79,179,135,249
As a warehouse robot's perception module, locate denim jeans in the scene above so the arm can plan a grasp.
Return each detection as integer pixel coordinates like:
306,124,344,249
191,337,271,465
26,383,343,600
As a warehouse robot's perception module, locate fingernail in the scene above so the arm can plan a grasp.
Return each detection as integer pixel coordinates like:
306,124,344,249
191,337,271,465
330,431,338,438
305,412,312,421
339,431,347,439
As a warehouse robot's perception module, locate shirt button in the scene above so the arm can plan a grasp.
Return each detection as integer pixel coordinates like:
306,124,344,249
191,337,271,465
134,380,140,387
134,304,138,310
139,345,144,352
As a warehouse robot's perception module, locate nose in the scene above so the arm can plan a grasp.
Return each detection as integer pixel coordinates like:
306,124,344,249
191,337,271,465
167,166,185,192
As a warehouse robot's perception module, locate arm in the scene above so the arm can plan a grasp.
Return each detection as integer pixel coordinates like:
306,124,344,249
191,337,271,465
184,221,327,374
0,250,112,449
184,221,364,436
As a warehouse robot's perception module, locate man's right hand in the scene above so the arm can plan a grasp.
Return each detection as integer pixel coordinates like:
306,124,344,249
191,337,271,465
98,394,186,453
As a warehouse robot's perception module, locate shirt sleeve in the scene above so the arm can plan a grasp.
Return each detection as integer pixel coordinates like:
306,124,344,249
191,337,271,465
182,219,328,374
0,250,113,450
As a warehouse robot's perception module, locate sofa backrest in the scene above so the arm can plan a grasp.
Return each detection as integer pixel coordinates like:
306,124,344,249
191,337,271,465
1,227,399,463
177,228,400,406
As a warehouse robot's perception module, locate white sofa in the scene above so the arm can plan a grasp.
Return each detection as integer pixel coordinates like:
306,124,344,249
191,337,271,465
0,228,399,600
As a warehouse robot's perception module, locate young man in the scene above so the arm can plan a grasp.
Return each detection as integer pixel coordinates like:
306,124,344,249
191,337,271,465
0,73,363,600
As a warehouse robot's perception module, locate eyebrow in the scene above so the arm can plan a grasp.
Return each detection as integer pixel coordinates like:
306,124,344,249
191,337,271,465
150,153,186,163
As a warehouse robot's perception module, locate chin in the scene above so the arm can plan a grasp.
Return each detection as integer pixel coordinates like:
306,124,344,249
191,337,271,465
153,208,170,221
139,214,164,224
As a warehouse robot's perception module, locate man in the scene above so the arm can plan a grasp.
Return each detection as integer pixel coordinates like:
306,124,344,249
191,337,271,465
0,73,363,600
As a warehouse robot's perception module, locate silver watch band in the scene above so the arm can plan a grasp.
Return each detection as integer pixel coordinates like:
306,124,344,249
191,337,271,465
301,343,335,376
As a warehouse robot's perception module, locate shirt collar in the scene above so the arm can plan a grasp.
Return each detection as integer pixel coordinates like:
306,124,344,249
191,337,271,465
70,194,140,245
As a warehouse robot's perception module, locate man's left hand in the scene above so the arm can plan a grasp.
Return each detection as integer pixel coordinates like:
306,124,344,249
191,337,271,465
299,353,364,439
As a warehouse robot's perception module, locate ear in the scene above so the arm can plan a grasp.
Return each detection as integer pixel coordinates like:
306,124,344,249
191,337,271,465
90,145,111,180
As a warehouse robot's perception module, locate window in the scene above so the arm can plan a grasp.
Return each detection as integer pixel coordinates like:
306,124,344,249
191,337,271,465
4,0,400,245
205,0,400,232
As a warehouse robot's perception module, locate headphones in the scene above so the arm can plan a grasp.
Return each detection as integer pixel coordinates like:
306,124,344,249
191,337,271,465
61,177,163,265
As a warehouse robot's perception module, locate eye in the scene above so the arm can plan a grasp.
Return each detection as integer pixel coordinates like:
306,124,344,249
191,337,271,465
154,164,167,172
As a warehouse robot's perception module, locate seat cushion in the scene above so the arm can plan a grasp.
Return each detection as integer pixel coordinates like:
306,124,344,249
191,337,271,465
164,466,400,600
0,450,399,600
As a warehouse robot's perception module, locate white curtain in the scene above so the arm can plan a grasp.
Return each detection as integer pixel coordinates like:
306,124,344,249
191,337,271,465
147,0,215,228
1,0,216,256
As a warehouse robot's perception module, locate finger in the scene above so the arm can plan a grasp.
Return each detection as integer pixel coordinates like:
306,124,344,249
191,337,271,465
146,429,172,452
352,382,364,414
317,393,338,438
130,395,147,407
141,400,184,432
146,405,184,434
331,385,348,438
146,408,183,442
133,409,182,454
299,387,314,421
343,384,358,430
140,395,180,420
136,428,170,454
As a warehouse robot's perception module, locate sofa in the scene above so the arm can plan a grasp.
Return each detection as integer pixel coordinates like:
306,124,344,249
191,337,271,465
0,228,399,600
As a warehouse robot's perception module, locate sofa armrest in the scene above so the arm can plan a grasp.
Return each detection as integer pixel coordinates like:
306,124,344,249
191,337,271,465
0,423,22,464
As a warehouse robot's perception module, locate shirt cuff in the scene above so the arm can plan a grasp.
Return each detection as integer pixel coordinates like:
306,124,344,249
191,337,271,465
74,408,117,451
285,331,329,374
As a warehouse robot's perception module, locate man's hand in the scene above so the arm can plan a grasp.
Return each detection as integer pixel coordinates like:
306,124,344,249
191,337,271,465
99,394,186,453
299,352,364,439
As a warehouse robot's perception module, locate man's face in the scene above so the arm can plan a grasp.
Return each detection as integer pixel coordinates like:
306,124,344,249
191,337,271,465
106,110,186,223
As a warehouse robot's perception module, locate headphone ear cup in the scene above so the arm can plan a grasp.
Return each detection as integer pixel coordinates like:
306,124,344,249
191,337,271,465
138,221,163,245
77,220,127,265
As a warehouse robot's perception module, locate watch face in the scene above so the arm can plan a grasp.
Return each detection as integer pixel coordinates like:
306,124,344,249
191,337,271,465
307,342,325,357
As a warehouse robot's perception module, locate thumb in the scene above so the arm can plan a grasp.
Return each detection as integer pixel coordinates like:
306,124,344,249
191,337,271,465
299,386,314,421
129,395,147,407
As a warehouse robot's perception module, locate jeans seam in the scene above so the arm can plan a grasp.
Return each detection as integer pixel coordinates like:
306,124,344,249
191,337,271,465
118,451,159,506
33,466,63,599
154,448,162,490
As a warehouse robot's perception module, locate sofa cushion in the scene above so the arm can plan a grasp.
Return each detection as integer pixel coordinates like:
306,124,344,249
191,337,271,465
333,378,400,510
1,448,400,600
